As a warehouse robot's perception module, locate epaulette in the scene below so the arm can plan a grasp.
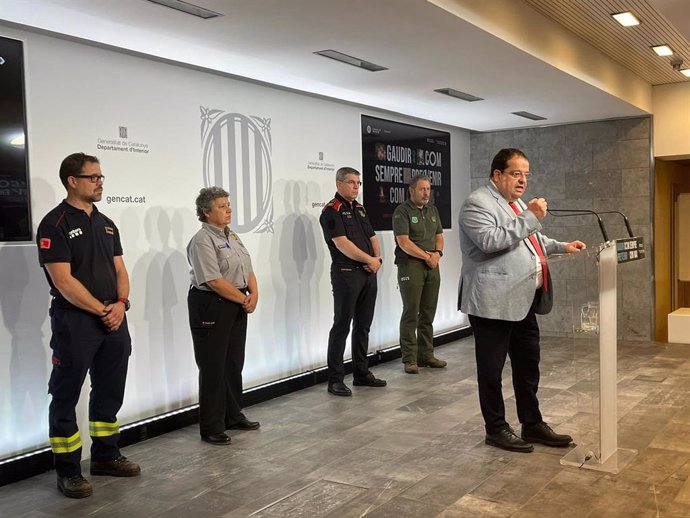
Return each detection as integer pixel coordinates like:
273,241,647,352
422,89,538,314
323,198,342,212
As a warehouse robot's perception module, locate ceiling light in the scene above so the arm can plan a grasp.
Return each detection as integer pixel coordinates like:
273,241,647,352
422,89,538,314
314,50,388,72
434,88,484,102
512,111,547,121
146,0,222,19
681,69,690,78
651,45,673,56
612,12,640,27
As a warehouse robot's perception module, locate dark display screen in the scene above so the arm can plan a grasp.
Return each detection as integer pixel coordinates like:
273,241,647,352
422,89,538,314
0,36,31,241
361,115,451,231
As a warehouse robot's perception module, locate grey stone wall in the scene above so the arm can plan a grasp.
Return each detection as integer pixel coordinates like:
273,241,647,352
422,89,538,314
468,117,652,340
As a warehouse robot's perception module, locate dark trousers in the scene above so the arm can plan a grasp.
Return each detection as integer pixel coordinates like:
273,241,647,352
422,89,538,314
48,302,131,477
397,260,441,363
188,288,247,437
468,295,543,434
327,266,377,384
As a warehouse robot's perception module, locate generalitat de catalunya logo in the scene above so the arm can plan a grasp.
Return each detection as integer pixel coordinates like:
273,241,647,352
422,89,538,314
200,106,273,233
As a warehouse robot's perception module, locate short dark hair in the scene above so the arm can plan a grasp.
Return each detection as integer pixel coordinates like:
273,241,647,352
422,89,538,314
336,167,360,182
409,175,431,189
195,186,229,222
490,148,528,178
59,152,100,188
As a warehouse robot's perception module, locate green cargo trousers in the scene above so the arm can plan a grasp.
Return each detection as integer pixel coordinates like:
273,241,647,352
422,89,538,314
397,259,441,364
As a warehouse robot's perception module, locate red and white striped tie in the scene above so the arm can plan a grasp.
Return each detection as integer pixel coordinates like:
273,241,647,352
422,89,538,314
509,202,548,291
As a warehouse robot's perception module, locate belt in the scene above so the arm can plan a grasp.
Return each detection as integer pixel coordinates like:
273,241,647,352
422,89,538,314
333,263,365,269
190,285,248,294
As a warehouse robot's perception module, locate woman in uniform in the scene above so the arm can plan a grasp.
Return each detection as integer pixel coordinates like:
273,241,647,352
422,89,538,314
187,187,260,445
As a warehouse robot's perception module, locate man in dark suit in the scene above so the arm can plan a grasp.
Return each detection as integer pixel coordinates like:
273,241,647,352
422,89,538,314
459,148,586,452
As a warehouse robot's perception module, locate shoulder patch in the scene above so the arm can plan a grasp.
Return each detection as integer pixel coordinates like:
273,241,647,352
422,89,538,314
323,198,339,213
332,199,342,212
39,238,51,249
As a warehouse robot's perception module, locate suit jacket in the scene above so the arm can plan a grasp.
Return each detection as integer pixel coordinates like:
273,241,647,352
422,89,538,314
458,182,567,321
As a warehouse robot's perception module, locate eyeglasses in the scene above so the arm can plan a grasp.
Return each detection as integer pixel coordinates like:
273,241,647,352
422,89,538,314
340,180,362,187
73,174,106,183
503,171,530,179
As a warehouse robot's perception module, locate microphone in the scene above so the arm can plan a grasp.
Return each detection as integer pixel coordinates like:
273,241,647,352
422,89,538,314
596,211,635,238
547,208,610,242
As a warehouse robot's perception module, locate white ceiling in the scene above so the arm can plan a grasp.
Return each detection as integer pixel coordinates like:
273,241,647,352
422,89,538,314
0,0,673,131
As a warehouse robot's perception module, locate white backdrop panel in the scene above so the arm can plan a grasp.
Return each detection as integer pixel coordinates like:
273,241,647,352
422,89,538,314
0,26,470,459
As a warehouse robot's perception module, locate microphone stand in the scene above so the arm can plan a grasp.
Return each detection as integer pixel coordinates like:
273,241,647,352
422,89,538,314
547,209,610,242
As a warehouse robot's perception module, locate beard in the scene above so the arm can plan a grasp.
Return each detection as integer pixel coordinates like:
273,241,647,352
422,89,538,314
84,191,103,203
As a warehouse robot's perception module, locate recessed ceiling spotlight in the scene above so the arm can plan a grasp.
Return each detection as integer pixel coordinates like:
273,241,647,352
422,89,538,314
314,50,387,72
434,88,484,102
612,12,640,27
512,111,547,121
681,69,690,78
651,45,673,56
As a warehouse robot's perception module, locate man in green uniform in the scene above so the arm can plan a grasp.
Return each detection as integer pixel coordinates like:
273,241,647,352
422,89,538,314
393,175,447,374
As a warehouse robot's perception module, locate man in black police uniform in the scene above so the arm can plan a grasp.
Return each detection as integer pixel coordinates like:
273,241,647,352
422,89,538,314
37,153,140,498
319,166,387,396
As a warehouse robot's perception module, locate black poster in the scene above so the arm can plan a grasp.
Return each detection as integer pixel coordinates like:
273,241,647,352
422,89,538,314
361,115,450,231
0,36,31,241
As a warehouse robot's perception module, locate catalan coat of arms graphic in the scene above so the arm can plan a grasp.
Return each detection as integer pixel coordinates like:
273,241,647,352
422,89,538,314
200,106,273,233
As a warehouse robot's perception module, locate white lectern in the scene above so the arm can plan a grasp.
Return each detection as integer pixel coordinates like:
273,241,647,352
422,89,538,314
553,237,645,474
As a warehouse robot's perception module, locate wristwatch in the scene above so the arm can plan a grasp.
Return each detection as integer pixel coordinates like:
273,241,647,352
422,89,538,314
435,250,444,257
118,297,131,311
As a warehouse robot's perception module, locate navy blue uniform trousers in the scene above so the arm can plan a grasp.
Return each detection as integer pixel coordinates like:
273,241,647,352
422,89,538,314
327,266,377,384
48,302,131,477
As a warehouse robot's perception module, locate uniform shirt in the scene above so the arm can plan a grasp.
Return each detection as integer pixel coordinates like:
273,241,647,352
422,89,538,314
37,200,122,307
319,192,375,266
392,199,442,264
187,222,253,291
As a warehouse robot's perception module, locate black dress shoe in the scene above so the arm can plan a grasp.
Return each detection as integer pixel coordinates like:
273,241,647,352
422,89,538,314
201,432,231,445
57,475,93,498
485,427,534,453
228,416,260,430
521,422,572,447
327,381,352,396
353,373,387,387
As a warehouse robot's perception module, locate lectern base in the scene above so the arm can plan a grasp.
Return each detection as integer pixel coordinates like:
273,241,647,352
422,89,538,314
560,445,637,474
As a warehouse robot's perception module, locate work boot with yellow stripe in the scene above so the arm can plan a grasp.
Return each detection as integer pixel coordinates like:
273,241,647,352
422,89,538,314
90,455,141,477
57,474,93,498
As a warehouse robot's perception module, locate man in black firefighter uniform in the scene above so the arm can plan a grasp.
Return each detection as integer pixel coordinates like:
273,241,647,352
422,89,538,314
319,166,387,396
36,153,140,498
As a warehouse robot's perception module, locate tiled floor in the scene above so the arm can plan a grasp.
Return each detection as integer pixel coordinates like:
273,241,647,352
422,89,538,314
2,335,690,517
